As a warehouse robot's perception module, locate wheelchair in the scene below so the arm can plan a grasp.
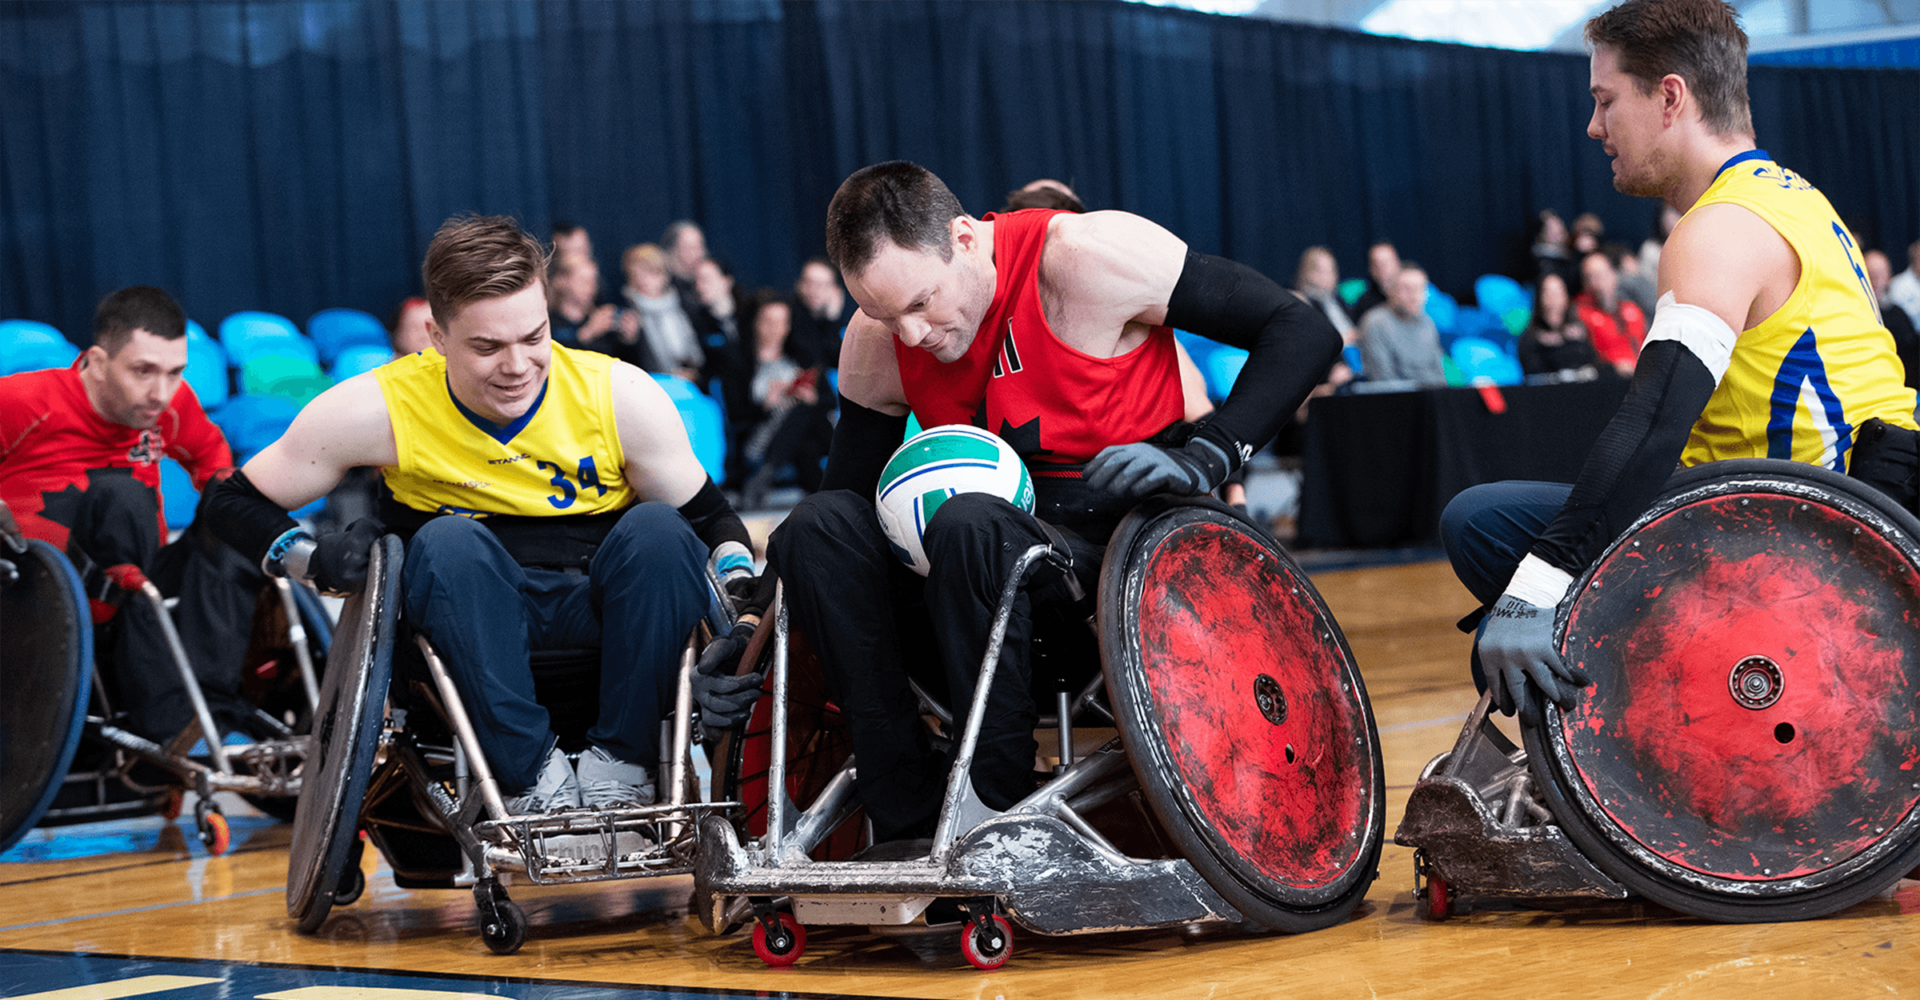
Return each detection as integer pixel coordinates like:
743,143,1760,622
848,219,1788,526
286,534,737,955
1397,458,1920,922
693,496,1386,969
0,537,327,856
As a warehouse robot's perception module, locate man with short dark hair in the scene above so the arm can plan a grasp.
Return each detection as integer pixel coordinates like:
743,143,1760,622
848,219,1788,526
756,160,1339,844
1350,241,1400,319
1445,0,1918,719
0,286,259,744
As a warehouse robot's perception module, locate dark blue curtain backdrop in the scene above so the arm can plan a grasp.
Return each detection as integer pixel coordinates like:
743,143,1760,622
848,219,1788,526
4,0,1917,345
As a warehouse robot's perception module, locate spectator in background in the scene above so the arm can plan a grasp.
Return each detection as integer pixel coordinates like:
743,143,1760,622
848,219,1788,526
1517,273,1598,381
1292,245,1356,344
1574,250,1643,378
1531,210,1576,287
1638,203,1681,278
548,253,629,360
552,221,593,264
1358,263,1446,386
1889,239,1920,322
1607,241,1658,317
1571,213,1605,258
388,296,434,356
1867,248,1919,393
739,295,832,509
621,243,704,381
788,256,854,372
662,221,708,297
689,257,755,479
1351,241,1401,318
1000,178,1086,214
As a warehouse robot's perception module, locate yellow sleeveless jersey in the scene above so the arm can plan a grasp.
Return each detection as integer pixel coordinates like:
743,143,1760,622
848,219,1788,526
1682,149,1917,471
373,344,635,518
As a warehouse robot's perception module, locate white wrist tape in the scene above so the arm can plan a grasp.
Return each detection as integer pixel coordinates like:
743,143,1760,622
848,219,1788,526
1643,291,1738,386
1504,553,1575,609
710,539,754,579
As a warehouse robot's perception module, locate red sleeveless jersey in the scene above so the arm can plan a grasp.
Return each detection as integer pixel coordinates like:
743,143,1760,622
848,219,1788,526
895,209,1183,475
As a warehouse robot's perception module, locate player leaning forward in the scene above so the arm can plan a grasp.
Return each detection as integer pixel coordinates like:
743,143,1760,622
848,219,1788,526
205,216,762,817
1448,0,1920,718
763,162,1342,846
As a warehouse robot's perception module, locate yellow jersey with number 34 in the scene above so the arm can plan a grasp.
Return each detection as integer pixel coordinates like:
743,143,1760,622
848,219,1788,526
374,344,635,518
1682,150,1918,471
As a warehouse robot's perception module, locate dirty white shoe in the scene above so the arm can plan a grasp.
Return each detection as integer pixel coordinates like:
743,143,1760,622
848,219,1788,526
574,745,657,810
501,745,581,816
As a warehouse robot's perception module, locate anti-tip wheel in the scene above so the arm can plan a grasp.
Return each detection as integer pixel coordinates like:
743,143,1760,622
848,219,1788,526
960,913,1014,970
751,912,806,967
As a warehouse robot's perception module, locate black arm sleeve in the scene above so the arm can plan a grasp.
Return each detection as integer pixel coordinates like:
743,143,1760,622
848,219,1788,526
203,468,299,565
1529,339,1718,575
677,476,751,552
1164,252,1343,465
820,393,909,496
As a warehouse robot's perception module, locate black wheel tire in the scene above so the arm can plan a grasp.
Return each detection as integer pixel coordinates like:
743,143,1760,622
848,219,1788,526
481,898,528,955
331,864,365,907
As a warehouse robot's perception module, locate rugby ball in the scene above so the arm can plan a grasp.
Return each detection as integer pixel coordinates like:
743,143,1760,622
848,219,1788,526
876,424,1035,576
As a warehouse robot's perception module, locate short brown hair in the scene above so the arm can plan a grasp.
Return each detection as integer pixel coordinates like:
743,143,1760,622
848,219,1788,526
422,215,550,326
93,285,185,355
1586,0,1752,138
824,161,965,277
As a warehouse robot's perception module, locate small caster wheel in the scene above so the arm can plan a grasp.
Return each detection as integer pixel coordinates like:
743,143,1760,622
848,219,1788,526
160,788,184,821
1416,874,1451,921
480,898,527,955
960,913,1014,970
196,806,230,856
333,865,365,907
751,912,806,967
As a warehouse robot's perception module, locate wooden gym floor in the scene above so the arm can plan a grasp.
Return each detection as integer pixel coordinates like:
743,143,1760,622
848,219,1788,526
3,558,1915,999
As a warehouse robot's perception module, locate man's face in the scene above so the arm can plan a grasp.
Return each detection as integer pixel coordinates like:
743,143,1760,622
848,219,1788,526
431,283,552,426
1582,254,1618,304
843,228,993,364
554,229,591,262
694,259,732,305
1305,252,1337,293
85,328,186,429
1867,250,1892,296
1390,269,1428,317
1589,45,1675,198
672,227,707,276
755,301,791,353
1369,245,1400,286
797,262,842,316
557,259,599,306
393,301,434,355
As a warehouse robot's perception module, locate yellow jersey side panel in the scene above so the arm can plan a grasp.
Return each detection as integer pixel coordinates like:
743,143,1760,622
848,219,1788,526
1681,152,1917,471
373,345,634,518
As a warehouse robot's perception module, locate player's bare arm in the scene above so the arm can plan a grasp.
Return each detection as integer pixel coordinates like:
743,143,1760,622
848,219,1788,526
609,361,710,507
1040,211,1188,355
243,374,398,510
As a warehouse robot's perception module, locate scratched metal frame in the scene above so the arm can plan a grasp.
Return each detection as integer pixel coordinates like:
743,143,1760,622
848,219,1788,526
1529,459,1920,921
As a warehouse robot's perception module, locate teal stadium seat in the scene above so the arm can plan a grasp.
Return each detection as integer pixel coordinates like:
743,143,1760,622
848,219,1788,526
219,311,317,371
330,344,395,382
651,373,728,484
183,319,229,411
0,320,80,376
1449,335,1523,386
307,308,390,368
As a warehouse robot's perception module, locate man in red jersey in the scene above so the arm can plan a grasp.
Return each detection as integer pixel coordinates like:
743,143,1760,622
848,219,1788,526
0,287,261,744
744,161,1339,844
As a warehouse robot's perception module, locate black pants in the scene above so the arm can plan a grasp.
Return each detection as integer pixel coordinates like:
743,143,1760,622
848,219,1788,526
770,490,1100,842
72,473,264,742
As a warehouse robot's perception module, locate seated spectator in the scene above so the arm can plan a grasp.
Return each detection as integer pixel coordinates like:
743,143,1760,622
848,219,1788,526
689,257,755,477
547,253,629,360
1293,245,1356,344
1574,250,1644,378
1517,273,1599,380
550,221,610,305
1867,248,1919,393
739,296,832,509
662,220,708,299
1891,239,1920,322
1358,263,1447,387
1351,241,1400,318
620,243,704,381
788,256,854,372
1570,212,1605,258
1608,242,1658,317
1639,203,1681,277
999,178,1085,213
388,296,434,356
1531,210,1576,287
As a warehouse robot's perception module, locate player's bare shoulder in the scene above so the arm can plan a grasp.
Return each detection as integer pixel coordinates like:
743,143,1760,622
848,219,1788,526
1661,202,1799,330
292,371,398,467
1040,211,1187,346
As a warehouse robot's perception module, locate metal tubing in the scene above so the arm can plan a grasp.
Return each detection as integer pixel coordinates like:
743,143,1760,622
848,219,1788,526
784,758,859,857
671,638,694,808
141,582,230,774
932,543,1058,859
1054,689,1073,772
273,578,323,714
765,584,790,859
416,634,509,823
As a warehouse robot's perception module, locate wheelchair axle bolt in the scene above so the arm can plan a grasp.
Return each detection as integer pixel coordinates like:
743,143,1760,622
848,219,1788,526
1729,656,1784,710
1254,674,1288,725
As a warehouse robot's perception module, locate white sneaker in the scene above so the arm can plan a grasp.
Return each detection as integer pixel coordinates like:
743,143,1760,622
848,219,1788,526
501,745,582,815
574,745,657,810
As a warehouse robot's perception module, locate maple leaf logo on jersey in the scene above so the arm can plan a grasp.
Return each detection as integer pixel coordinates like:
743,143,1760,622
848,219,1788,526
996,416,1050,458
126,431,159,465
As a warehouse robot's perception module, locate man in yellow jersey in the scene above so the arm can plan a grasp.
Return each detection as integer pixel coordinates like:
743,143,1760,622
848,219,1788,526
204,216,763,817
1441,0,1920,718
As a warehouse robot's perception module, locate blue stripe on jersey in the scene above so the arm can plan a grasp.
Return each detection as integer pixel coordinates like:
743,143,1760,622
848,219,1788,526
1767,326,1853,471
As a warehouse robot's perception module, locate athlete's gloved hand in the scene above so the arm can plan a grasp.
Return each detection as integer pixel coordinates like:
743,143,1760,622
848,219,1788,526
1477,593,1589,717
311,518,385,596
692,621,764,729
709,540,757,611
1083,437,1232,500
0,499,26,555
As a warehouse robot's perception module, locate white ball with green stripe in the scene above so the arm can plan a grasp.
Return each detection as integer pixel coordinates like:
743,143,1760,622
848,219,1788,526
876,424,1035,576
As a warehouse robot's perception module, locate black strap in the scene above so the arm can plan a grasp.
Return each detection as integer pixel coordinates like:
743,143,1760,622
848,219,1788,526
203,468,300,565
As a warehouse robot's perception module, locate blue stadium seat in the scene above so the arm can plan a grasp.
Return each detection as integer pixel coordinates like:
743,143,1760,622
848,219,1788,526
157,457,200,532
307,308,390,367
183,319,229,411
1450,306,1510,341
1424,286,1460,337
330,344,395,382
652,373,727,484
1342,343,1364,379
1173,329,1247,402
1473,274,1533,335
219,311,317,371
1450,336,1523,386
0,320,80,375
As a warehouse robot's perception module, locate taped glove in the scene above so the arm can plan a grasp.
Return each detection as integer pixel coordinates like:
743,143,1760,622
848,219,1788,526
692,621,765,729
1476,593,1590,717
1082,437,1232,500
311,518,385,596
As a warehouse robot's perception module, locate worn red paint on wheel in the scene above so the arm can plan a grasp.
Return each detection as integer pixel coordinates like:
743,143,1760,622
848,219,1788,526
1561,492,1920,882
1133,522,1373,889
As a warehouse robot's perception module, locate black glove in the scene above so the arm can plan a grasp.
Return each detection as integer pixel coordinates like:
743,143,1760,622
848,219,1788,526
723,573,760,608
1477,593,1590,717
692,621,764,729
311,518,385,596
1083,438,1232,500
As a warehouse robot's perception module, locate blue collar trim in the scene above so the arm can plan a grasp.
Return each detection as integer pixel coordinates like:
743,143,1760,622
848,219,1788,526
447,374,547,444
1717,149,1771,178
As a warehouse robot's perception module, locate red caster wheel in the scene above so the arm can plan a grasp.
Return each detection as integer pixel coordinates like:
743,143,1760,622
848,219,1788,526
160,789,184,821
751,912,805,967
960,914,1014,970
1425,877,1451,920
199,809,230,856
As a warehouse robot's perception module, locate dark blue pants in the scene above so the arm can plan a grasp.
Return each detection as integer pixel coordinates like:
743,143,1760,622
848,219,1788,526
1439,481,1573,607
401,503,711,791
